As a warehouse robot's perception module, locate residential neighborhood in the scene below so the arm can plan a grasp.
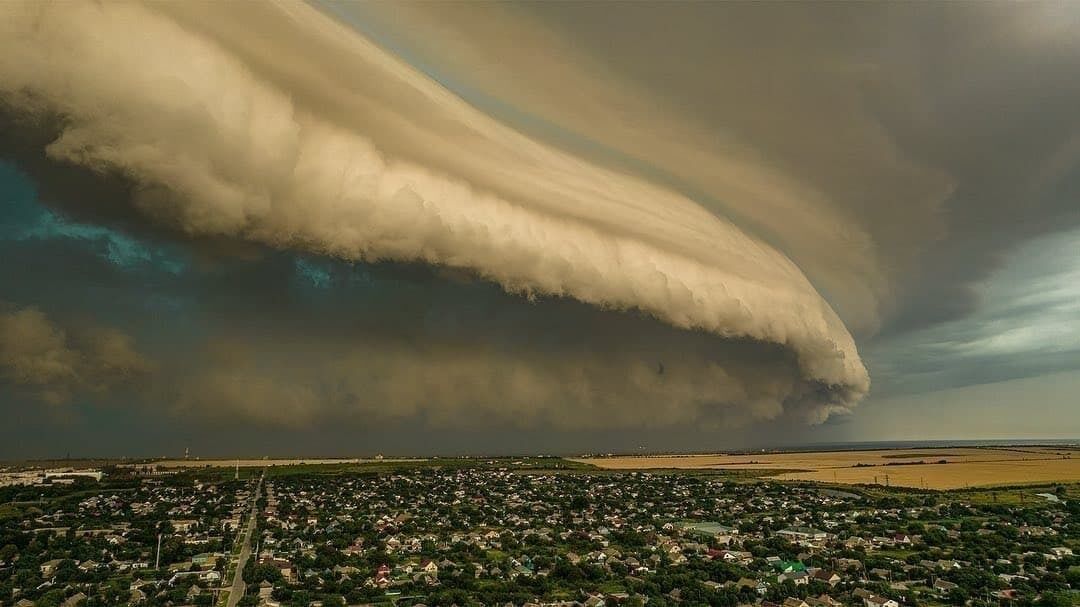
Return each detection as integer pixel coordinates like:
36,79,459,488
0,462,1076,607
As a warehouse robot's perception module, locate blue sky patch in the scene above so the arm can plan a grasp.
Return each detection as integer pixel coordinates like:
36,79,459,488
0,162,187,275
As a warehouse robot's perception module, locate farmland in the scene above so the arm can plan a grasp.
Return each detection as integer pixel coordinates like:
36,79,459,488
574,445,1080,489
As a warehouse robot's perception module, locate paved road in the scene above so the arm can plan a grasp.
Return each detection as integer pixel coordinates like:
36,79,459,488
226,473,262,607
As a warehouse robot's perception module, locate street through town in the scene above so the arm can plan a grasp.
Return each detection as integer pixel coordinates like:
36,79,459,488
225,471,262,607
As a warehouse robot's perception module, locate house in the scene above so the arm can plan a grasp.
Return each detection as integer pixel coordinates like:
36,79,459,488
40,559,64,576
773,560,807,574
170,519,198,533
777,527,828,541
199,570,221,583
806,595,842,607
812,570,841,586
844,537,868,549
933,579,959,594
735,577,768,595
782,570,809,585
864,595,899,607
720,550,753,564
854,589,899,607
783,599,809,607
61,593,87,607
265,557,295,582
583,594,605,607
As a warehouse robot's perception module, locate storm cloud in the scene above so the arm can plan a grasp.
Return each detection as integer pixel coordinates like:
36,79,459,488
0,305,151,406
0,1,867,428
1,1,1079,451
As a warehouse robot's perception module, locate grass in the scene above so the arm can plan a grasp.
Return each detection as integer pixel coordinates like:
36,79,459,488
874,549,916,560
598,581,628,593
0,503,21,521
939,482,1078,505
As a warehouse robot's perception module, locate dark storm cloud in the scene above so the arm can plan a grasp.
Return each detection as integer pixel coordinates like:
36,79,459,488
0,304,153,406
347,1,1080,338
0,0,870,435
1,1,1079,451
0,167,853,435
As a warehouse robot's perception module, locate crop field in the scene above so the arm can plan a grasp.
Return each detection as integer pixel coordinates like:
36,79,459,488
574,446,1080,489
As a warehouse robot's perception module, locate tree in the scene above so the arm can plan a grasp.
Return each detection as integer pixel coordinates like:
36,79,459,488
1064,567,1080,589
0,544,17,562
946,586,969,605
1034,591,1072,607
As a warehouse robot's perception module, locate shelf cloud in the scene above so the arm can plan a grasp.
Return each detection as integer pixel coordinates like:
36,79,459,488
0,1,868,427
4,1,1079,446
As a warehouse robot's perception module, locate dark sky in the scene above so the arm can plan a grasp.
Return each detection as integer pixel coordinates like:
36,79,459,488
1,2,1079,458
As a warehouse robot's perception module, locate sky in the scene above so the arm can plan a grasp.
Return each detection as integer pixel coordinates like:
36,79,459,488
0,1,1078,458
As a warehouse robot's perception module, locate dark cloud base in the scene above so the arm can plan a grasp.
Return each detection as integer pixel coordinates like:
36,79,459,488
0,156,856,452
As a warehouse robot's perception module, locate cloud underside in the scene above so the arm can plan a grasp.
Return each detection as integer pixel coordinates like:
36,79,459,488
175,331,846,430
0,259,856,429
0,1,868,427
0,305,151,405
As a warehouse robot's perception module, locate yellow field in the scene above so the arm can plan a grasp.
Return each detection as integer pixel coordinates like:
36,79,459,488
574,446,1080,489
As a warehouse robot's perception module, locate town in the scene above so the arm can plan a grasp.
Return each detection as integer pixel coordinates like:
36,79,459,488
0,460,1076,607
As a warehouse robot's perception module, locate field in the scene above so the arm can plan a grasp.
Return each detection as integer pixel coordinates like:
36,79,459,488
574,446,1080,489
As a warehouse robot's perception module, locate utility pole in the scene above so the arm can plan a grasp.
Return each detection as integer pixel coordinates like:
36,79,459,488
155,533,162,569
